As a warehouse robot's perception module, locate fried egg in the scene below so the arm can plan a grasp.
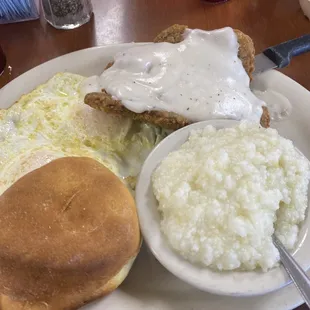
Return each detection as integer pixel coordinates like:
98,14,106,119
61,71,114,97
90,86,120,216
0,73,167,194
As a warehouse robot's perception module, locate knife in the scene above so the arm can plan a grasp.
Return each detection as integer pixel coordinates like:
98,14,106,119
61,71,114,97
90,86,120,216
254,34,310,75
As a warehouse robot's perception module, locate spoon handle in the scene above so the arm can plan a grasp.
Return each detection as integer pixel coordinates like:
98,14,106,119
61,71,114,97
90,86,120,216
273,235,310,308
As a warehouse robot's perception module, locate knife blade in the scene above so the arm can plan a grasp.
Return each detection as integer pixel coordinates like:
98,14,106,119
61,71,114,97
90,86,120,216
254,34,310,75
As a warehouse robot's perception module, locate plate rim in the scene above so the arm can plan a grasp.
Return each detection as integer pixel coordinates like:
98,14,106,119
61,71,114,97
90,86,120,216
1,43,309,310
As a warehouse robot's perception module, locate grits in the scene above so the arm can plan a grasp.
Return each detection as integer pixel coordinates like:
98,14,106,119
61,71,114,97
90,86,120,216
152,122,310,271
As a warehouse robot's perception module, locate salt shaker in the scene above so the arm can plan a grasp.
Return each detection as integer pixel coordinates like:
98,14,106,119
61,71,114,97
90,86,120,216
41,0,93,29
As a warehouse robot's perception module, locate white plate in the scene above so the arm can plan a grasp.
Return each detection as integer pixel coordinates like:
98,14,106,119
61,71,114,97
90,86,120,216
135,119,310,296
0,43,310,310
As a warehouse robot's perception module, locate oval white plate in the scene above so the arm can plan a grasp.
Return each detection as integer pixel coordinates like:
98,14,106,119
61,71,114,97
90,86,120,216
135,119,310,296
0,44,309,310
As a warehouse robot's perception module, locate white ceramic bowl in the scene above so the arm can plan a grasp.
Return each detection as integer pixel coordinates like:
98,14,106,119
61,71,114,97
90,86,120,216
135,119,310,297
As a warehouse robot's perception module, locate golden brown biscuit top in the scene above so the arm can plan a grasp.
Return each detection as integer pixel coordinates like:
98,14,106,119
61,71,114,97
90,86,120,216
0,157,140,301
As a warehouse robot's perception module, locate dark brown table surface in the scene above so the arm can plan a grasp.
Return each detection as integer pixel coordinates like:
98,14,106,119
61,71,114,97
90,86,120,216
0,0,309,309
1,0,310,90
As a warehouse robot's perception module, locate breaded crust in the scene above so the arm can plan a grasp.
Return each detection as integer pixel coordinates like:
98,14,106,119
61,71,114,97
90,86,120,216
84,24,270,129
85,90,190,130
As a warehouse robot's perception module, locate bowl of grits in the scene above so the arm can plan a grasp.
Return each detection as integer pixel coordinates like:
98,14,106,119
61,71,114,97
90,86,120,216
135,120,310,296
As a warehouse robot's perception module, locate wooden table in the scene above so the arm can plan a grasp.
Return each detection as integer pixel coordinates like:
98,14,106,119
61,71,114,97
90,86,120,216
1,0,310,90
0,0,309,309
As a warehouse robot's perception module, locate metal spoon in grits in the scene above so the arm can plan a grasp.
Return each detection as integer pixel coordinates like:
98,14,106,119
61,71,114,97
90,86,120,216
272,235,310,307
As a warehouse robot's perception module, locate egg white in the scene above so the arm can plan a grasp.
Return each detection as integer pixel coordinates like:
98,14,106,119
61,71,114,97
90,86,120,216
0,72,167,194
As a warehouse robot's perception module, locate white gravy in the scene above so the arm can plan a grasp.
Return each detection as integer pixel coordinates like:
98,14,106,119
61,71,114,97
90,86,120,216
82,27,265,122
253,90,292,121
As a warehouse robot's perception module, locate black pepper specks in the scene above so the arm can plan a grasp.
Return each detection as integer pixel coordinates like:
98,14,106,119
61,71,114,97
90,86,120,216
42,0,83,18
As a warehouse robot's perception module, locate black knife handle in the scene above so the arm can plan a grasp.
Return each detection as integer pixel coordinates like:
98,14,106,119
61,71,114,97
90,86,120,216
263,34,310,68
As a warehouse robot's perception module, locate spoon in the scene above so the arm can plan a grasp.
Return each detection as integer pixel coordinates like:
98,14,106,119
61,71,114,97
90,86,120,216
273,235,310,307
